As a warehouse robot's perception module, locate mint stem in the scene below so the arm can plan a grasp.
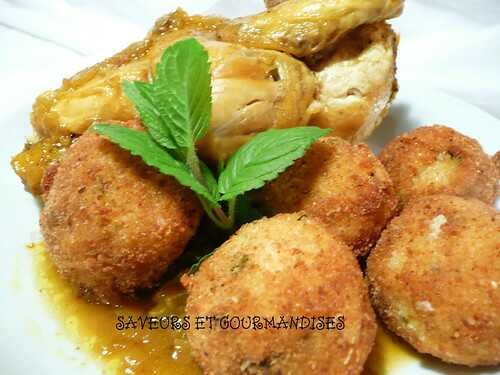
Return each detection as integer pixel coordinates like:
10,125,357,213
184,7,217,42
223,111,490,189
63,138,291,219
186,147,203,183
199,198,231,229
186,147,233,230
213,206,233,230
228,197,237,225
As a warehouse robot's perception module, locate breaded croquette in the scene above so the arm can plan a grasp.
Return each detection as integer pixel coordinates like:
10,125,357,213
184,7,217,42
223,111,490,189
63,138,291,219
367,195,500,366
254,136,397,256
40,121,202,304
182,213,377,375
493,151,500,185
379,125,498,208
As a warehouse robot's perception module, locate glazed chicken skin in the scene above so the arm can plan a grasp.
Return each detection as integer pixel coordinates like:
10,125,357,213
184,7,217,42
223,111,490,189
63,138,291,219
15,0,402,194
31,10,316,162
262,0,399,141
218,0,403,57
264,0,286,7
198,40,315,161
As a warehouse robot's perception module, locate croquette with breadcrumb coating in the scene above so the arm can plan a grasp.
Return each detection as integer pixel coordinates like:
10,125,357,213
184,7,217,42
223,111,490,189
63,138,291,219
493,151,500,186
379,125,497,208
40,121,202,304
182,213,377,375
254,136,397,256
367,195,500,366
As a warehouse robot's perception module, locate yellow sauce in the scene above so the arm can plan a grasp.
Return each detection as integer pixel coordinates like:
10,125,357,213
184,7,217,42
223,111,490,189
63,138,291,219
32,243,419,375
364,326,418,375
11,135,73,195
33,243,201,375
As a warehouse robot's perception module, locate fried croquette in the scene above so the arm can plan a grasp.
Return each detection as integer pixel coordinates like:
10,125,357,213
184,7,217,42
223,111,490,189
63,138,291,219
367,195,500,366
379,125,498,208
494,151,500,185
40,121,202,304
182,213,377,375
254,136,397,256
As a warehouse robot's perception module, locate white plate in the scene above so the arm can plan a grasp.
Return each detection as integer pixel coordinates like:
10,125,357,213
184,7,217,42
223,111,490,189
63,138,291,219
0,77,498,375
0,1,499,373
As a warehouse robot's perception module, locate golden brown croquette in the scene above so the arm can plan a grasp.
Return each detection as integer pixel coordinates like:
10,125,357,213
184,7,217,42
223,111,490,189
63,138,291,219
182,213,377,375
367,195,500,366
379,125,497,208
40,121,202,304
493,151,500,185
254,136,397,256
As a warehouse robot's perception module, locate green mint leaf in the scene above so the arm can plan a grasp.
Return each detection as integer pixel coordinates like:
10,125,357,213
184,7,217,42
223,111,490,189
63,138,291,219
122,81,177,149
218,127,330,200
92,124,219,207
153,38,212,148
217,159,225,174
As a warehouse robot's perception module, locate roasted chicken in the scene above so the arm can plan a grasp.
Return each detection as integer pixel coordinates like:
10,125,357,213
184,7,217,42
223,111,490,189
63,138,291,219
13,0,403,195
309,21,398,141
218,0,403,57
29,10,317,163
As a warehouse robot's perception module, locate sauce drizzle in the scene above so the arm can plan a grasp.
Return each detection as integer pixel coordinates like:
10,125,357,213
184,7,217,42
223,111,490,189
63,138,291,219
33,243,418,375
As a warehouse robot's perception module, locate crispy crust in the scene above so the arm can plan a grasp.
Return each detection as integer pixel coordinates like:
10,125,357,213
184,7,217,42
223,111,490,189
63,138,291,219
493,151,500,187
182,213,376,375
40,121,202,303
367,195,500,366
379,125,498,208
254,136,397,256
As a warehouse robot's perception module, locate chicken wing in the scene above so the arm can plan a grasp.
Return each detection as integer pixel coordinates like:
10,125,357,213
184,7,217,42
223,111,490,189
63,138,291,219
217,0,403,57
31,10,220,138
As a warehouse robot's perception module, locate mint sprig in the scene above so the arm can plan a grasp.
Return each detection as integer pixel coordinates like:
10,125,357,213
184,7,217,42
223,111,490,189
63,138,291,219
218,127,329,201
93,38,328,230
93,124,219,207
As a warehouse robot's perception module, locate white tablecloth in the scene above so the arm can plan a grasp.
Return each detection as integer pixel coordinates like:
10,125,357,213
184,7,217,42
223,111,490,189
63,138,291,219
1,0,499,120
